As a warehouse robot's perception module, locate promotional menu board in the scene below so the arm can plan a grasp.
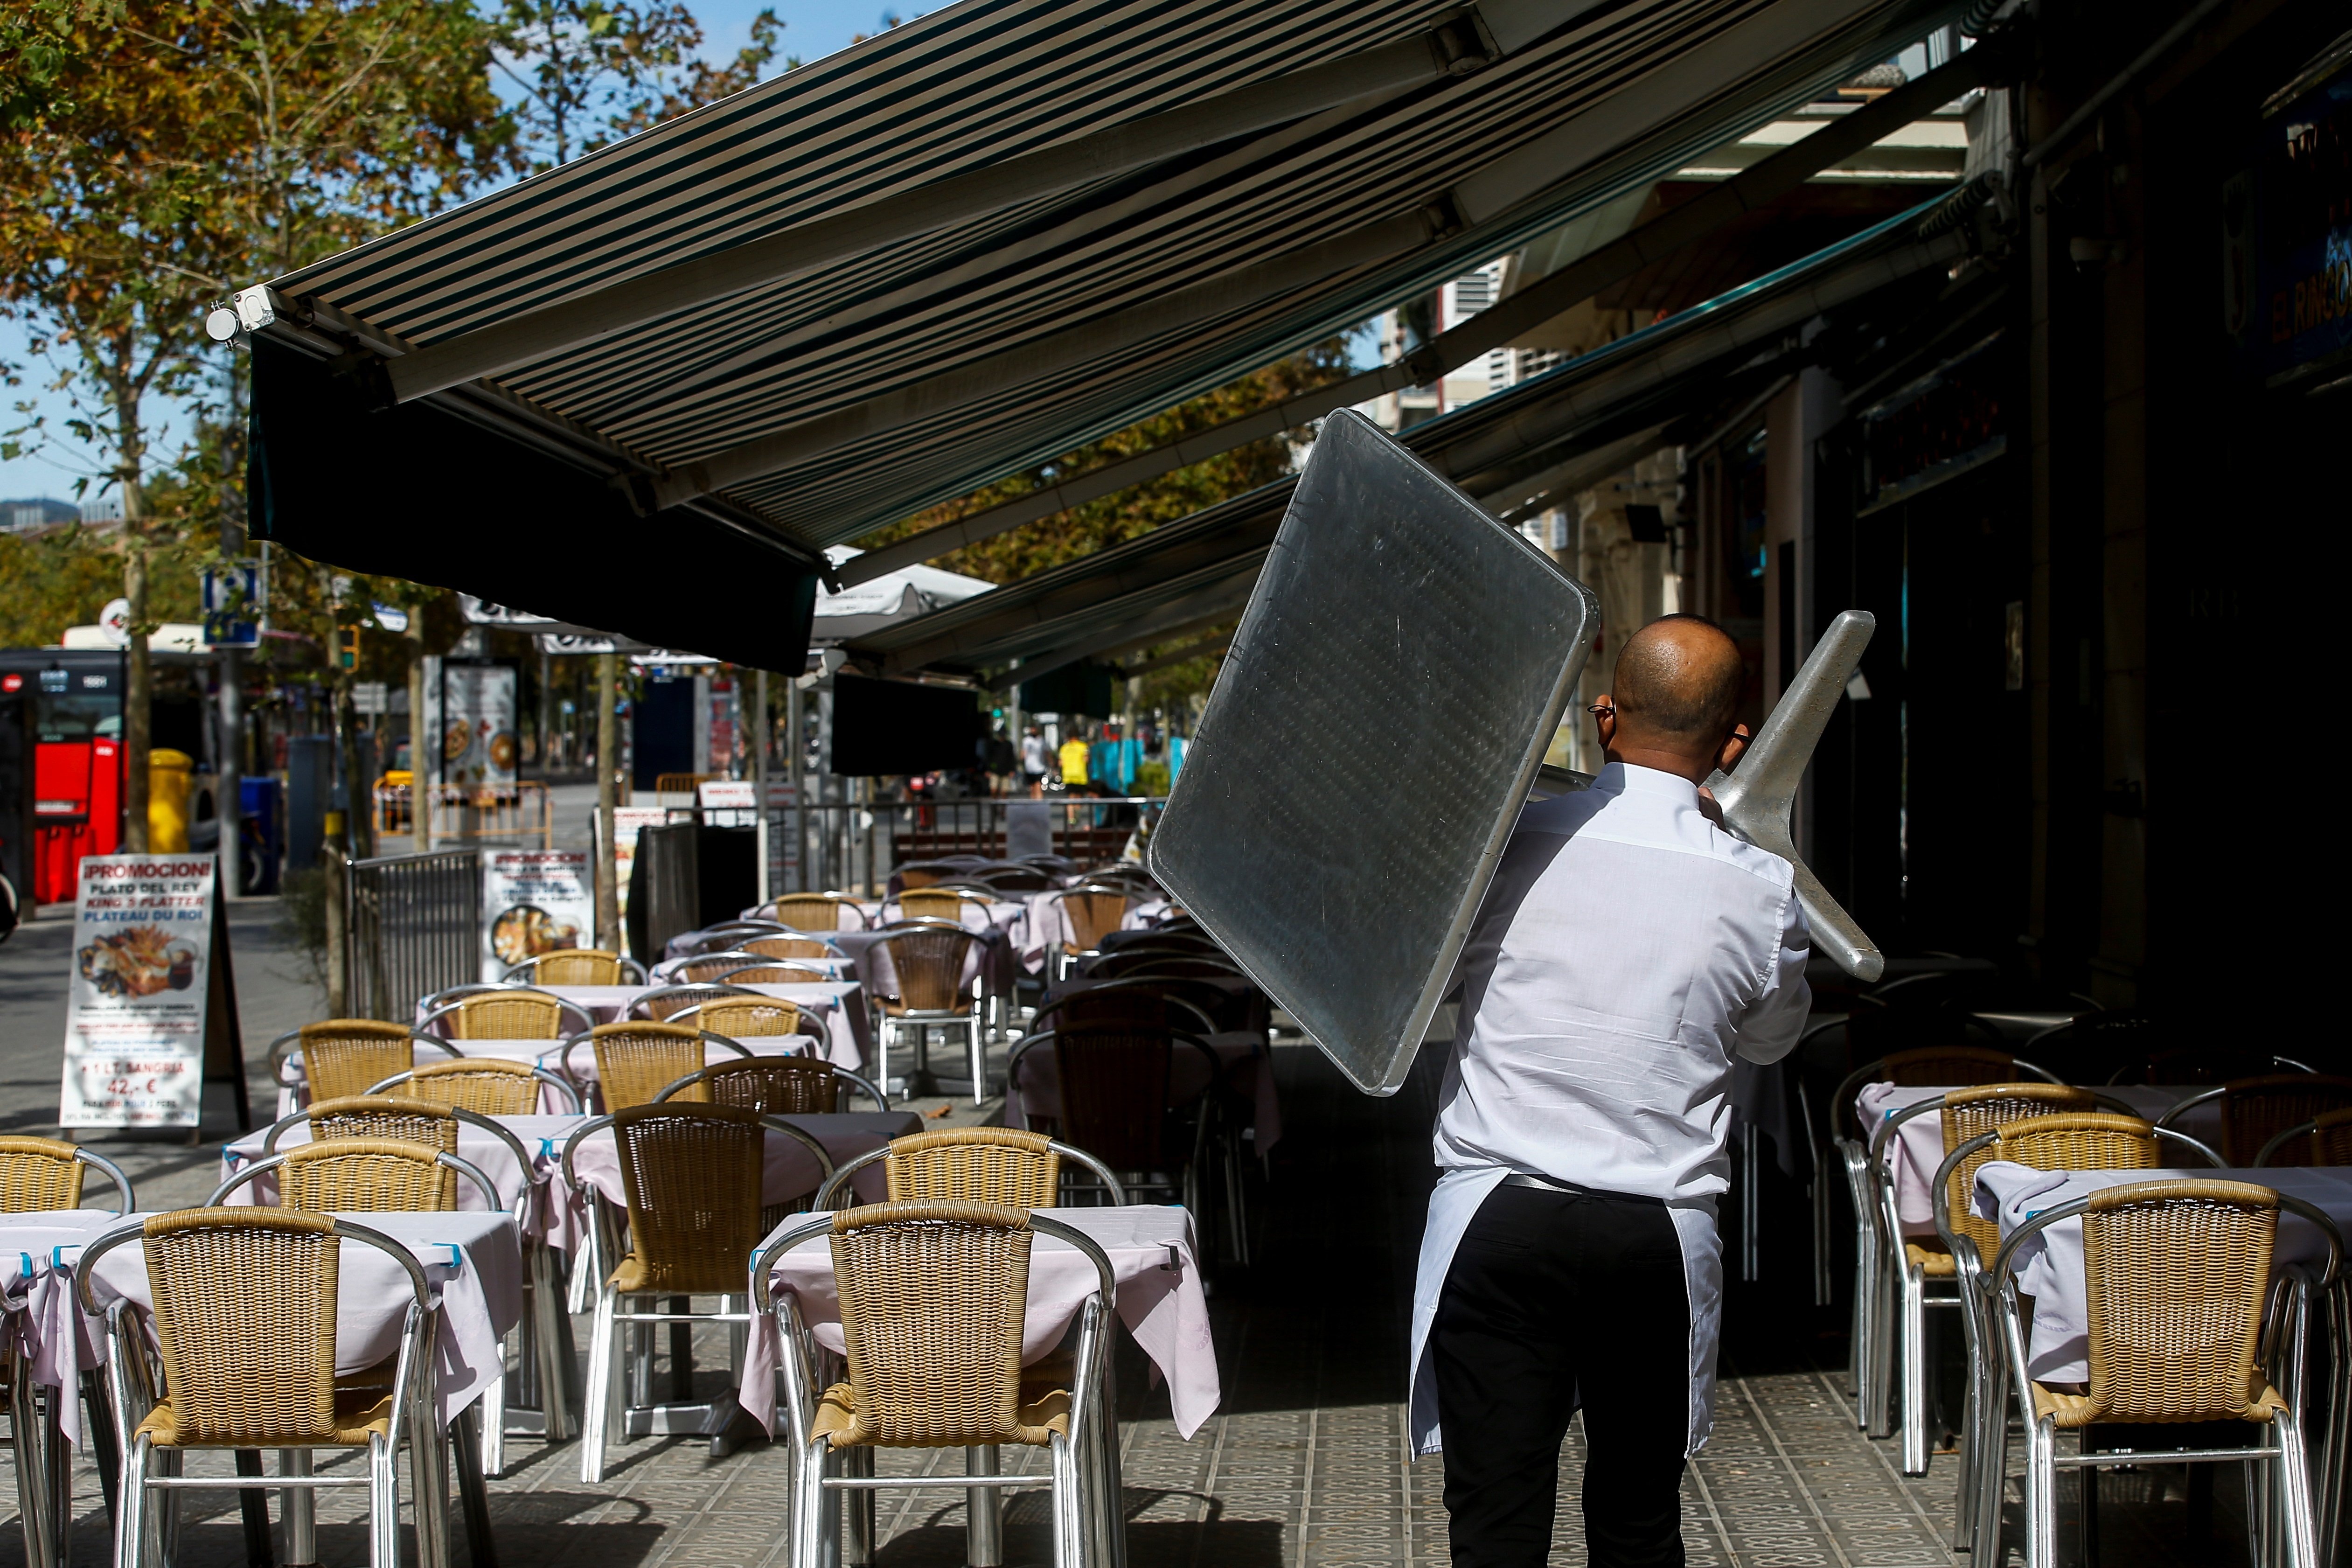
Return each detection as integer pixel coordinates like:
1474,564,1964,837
481,849,593,981
59,854,246,1132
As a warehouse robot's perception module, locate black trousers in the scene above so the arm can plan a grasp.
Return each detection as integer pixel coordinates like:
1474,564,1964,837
1433,1180,1697,1568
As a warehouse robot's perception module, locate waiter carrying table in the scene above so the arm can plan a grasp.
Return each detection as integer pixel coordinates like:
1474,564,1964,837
1410,613,1812,1568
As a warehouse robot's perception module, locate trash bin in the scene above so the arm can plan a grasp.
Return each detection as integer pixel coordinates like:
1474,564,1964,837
240,775,284,894
149,748,194,852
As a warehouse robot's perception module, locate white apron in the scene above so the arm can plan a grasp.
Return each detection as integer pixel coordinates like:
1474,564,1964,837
1407,1168,1725,1458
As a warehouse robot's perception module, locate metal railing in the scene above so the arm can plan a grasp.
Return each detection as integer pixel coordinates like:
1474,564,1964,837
772,795,1167,897
343,847,482,1022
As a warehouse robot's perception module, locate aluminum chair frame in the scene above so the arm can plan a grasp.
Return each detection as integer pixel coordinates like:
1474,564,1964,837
500,950,649,984
872,918,988,1104
0,1140,137,1215
714,961,832,986
2257,1113,2352,1168
2159,1080,2352,1167
1040,884,1134,983
1863,1085,2116,1468
757,893,873,931
671,949,799,983
754,1210,1124,1568
1004,1026,1225,1234
1932,1122,2223,1553
651,1061,891,1113
76,1217,442,1568
1977,1189,2340,1568
559,1112,835,1483
1828,1051,2062,1426
622,982,765,1022
266,1026,460,1105
557,1024,754,1103
207,1145,513,1218
812,1136,1129,1211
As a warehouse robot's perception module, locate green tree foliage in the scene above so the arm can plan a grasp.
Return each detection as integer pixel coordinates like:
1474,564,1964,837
499,0,788,168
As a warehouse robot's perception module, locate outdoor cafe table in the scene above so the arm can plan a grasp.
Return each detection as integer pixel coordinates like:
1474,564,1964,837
45,1209,523,1442
545,981,870,1069
221,1114,583,1236
739,1204,1219,1439
1858,1082,2201,1235
1005,1030,1282,1156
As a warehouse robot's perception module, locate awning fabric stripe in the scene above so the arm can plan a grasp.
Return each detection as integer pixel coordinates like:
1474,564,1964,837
249,0,1958,575
851,197,1967,683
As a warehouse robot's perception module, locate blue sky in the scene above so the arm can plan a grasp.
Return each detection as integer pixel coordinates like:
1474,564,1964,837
0,0,907,506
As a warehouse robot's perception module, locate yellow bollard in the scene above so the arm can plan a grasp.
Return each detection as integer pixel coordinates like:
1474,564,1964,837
148,748,195,852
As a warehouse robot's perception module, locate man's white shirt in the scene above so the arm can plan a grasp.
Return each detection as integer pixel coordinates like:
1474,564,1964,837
1408,760,1811,1454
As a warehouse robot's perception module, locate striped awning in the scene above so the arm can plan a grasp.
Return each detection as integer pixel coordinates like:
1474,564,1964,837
240,0,1962,633
851,193,1970,684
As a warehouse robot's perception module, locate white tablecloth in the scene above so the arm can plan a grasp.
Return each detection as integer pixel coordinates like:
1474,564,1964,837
1972,1163,2352,1381
1857,1082,2192,1234
1006,1030,1281,1154
742,1204,1218,1439
53,1210,521,1441
222,1115,586,1238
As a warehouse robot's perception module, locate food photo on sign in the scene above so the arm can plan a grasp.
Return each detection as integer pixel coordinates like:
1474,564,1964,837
481,849,593,981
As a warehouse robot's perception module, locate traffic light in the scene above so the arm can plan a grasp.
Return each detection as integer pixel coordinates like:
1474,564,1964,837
336,624,360,671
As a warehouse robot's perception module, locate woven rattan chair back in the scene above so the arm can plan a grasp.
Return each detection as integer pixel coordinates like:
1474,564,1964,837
278,1137,455,1212
697,995,802,1038
2307,1108,2352,1166
879,926,978,1012
773,894,862,931
1994,1113,2162,1175
826,1200,1049,1448
719,963,827,984
1060,890,1127,952
140,1209,347,1446
1941,1084,2096,1257
2218,1075,2352,1166
529,949,625,985
452,990,566,1040
608,1105,768,1294
301,1095,460,1155
1055,1021,1176,1171
677,954,759,983
0,1136,85,1210
744,934,837,961
884,1129,1061,1207
636,988,710,1021
899,890,989,925
297,1021,421,1105
2077,1179,2281,1425
1886,1044,2017,1087
401,1058,545,1115
591,1022,710,1110
699,1058,839,1114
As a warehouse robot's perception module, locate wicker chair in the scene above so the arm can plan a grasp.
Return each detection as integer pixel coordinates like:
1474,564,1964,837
419,987,587,1041
561,1020,752,1111
0,1136,136,1214
1866,1083,2095,1471
75,1210,440,1568
654,1057,888,1115
1006,1004,1221,1220
1043,885,1131,980
873,920,986,1104
740,933,843,962
696,994,805,1040
502,948,646,985
814,1127,1127,1211
264,1095,459,1155
2106,1045,2317,1086
565,1105,834,1482
674,950,781,983
899,888,994,924
1829,1046,2062,1431
2158,1075,2352,1166
2256,1107,2352,1168
267,1020,459,1108
1930,1111,2223,1553
763,892,870,931
209,1136,503,1214
369,1057,584,1115
626,981,761,1023
714,962,828,985
759,1201,1121,1568
1985,1179,2339,1568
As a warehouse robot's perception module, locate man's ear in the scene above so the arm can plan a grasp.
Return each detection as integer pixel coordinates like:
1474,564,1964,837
1593,693,1617,751
1716,724,1752,773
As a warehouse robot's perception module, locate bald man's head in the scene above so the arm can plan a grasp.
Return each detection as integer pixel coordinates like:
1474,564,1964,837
1611,615,1746,746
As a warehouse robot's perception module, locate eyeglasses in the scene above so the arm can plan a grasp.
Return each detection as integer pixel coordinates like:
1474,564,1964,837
1586,703,1614,719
